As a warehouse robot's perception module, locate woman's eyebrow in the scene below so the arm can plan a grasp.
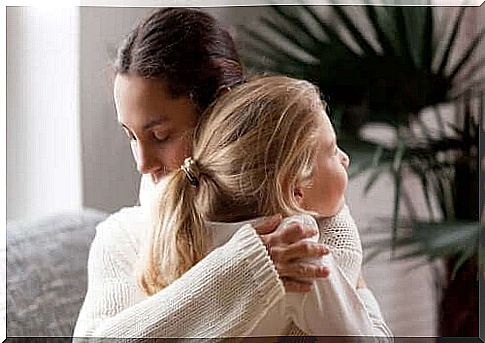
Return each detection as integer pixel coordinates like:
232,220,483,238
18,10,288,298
142,118,168,131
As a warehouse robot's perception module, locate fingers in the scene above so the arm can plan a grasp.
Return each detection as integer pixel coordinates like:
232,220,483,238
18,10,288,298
253,215,332,291
271,240,329,263
277,222,318,245
253,214,282,235
281,278,314,293
262,222,318,247
276,262,329,279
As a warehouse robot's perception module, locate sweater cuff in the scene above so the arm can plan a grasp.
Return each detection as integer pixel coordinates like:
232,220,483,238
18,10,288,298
227,224,285,308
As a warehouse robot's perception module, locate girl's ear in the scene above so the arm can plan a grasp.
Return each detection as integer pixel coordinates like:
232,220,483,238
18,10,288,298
293,186,304,204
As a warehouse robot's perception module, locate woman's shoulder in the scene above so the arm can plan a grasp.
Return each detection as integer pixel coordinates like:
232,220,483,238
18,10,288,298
93,205,151,255
85,206,148,281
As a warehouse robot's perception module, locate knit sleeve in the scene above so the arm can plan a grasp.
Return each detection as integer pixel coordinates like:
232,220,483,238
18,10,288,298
73,210,284,339
283,205,393,338
356,288,394,340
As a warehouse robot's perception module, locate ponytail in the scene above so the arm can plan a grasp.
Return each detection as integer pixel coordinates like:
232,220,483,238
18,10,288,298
138,168,208,296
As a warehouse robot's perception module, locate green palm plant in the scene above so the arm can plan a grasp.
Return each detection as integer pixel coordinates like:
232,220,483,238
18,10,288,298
239,5,484,336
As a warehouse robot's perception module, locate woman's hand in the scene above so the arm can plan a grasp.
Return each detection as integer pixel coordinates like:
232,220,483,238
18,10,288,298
253,215,330,293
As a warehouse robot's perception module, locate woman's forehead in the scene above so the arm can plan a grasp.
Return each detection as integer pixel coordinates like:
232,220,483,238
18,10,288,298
114,73,197,129
114,74,169,107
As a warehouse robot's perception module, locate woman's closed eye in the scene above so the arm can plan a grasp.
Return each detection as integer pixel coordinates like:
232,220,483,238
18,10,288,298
153,130,171,144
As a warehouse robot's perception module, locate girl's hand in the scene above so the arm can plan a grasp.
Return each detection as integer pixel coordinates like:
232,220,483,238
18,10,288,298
253,215,330,293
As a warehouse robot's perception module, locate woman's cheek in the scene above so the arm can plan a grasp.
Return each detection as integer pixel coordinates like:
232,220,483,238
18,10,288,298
166,138,191,169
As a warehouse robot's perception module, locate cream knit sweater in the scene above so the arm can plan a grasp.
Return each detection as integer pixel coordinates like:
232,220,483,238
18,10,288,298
73,206,392,340
73,176,393,340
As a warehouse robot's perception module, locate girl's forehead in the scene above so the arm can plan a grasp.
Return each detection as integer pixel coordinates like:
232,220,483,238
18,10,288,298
317,110,336,144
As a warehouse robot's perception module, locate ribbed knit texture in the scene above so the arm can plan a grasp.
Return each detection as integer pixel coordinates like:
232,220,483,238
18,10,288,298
73,207,284,339
317,205,363,287
73,204,392,340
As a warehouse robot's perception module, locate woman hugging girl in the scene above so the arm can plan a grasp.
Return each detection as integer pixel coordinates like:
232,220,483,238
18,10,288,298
74,8,392,340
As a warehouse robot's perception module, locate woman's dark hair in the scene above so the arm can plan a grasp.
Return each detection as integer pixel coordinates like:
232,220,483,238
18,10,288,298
113,7,245,111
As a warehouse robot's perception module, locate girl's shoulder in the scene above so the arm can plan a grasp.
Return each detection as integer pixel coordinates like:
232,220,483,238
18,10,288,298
316,205,361,247
316,204,363,287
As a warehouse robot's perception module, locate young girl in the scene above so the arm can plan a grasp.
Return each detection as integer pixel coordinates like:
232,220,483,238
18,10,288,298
74,8,391,339
135,75,391,338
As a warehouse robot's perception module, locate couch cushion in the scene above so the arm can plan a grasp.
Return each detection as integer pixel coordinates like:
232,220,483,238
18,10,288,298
6,209,108,337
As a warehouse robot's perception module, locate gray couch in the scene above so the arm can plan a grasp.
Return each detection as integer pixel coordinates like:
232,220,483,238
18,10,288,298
6,209,108,337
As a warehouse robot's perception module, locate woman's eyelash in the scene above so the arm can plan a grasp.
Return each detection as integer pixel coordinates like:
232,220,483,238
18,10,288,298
123,129,136,141
153,132,169,143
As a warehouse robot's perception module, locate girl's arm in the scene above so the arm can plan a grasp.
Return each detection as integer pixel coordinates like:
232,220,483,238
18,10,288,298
357,287,394,338
285,254,393,338
283,205,393,339
73,207,285,339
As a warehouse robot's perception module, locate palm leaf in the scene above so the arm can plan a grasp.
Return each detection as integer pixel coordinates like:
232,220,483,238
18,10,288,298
299,5,360,58
392,7,414,67
436,7,466,76
456,57,485,85
258,17,317,60
422,6,434,72
364,164,388,195
448,27,485,81
331,6,377,56
402,7,428,69
265,6,323,56
239,26,306,65
364,6,395,56
240,6,484,271
365,219,481,278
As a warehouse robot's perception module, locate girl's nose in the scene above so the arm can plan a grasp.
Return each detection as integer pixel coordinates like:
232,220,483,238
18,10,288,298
340,148,350,170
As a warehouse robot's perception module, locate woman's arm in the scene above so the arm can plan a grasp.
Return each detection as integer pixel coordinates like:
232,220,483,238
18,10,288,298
73,208,285,339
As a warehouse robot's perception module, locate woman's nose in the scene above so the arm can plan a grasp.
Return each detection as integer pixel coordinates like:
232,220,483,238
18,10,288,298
133,142,161,175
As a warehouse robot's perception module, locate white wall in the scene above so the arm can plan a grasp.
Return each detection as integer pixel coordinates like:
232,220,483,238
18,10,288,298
79,7,152,213
7,7,82,221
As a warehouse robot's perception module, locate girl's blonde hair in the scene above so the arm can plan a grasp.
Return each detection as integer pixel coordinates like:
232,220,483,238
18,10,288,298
138,75,328,295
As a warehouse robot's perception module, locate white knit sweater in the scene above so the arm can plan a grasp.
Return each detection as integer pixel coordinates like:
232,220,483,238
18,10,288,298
73,205,392,340
73,176,393,340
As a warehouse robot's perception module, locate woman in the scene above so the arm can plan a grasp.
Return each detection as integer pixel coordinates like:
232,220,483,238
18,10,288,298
73,7,390,339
